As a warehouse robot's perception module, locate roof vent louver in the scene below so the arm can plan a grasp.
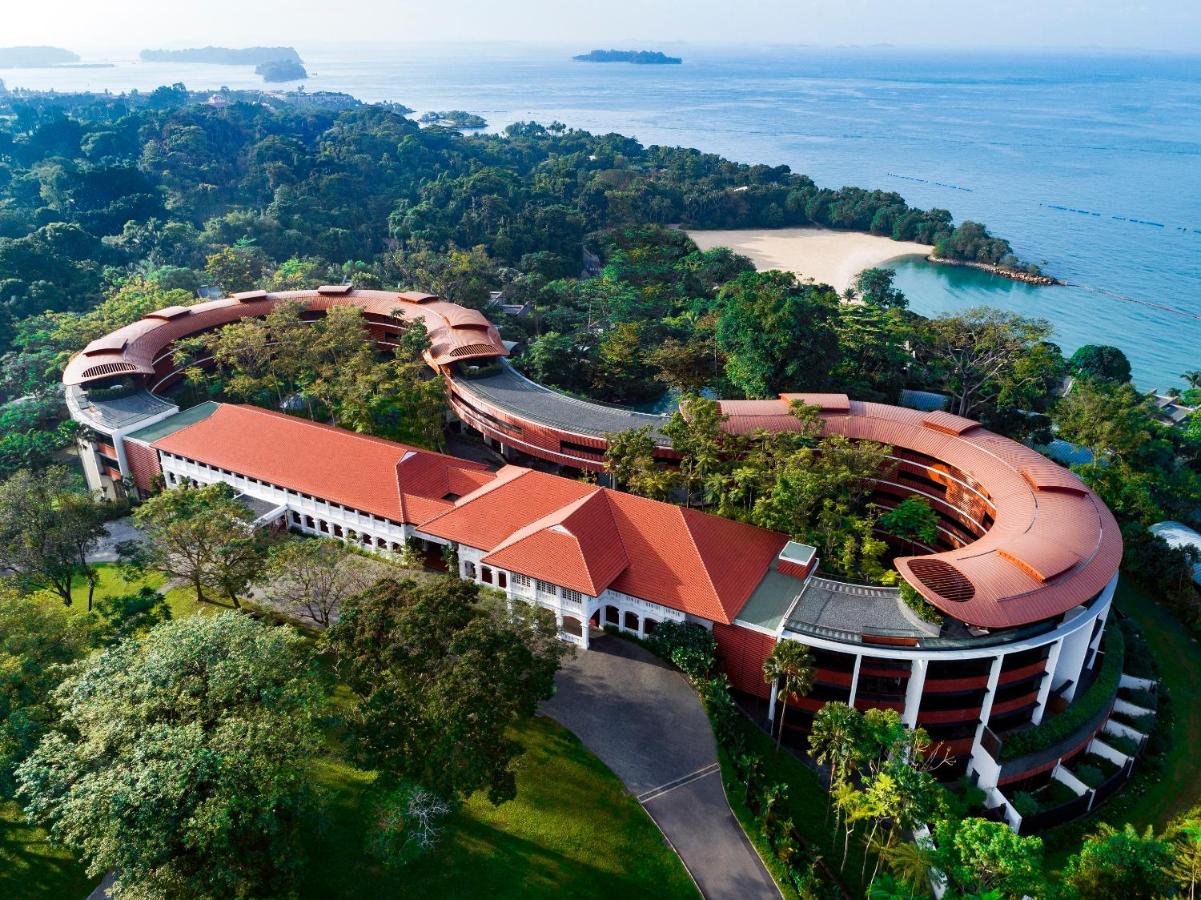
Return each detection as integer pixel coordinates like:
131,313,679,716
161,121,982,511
906,558,975,601
317,284,353,295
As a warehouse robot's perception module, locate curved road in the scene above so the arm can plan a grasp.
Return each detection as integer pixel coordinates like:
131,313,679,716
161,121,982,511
542,636,780,900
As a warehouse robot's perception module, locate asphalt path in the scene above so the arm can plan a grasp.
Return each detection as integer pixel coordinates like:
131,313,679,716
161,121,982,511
542,635,779,900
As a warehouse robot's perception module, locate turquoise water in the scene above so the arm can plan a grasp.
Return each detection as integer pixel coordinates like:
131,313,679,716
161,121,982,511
3,45,1199,387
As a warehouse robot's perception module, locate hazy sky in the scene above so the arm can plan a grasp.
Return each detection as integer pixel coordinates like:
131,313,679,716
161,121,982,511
4,0,1200,53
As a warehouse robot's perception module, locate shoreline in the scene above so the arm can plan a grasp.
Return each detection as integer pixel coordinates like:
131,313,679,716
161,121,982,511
685,227,934,294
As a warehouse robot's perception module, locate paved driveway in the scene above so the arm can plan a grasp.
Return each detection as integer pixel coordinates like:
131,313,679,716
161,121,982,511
87,516,148,563
542,636,779,900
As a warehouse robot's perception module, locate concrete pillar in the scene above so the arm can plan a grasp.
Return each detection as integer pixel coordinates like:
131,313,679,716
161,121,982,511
1054,619,1094,703
768,676,779,723
1031,638,1064,725
902,658,927,728
847,654,863,708
580,619,590,650
971,655,1005,759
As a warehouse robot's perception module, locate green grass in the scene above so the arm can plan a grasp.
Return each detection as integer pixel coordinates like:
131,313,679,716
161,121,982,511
1107,580,1201,829
0,800,94,900
301,715,698,899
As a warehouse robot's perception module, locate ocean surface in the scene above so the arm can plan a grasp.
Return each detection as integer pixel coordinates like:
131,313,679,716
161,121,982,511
3,44,1199,389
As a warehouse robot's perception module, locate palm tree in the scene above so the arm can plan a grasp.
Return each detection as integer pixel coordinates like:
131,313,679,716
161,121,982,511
1184,370,1201,391
762,640,815,752
878,838,938,899
810,702,866,822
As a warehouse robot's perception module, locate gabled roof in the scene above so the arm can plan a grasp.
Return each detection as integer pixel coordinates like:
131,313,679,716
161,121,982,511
483,491,629,596
423,465,787,624
418,467,597,550
151,404,491,524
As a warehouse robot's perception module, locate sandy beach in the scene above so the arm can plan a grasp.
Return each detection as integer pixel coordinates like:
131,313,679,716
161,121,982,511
686,227,933,293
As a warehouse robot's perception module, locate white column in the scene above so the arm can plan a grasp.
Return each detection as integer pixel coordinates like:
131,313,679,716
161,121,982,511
768,676,779,722
1054,621,1094,702
1031,639,1063,725
580,620,590,650
847,654,863,708
972,655,1005,757
902,658,927,728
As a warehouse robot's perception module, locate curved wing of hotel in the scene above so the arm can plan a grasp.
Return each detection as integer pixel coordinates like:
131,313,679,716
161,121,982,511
64,288,1123,825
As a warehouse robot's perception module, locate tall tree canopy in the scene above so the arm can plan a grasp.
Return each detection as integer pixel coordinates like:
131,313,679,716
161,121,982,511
325,577,566,805
16,613,323,900
716,270,841,398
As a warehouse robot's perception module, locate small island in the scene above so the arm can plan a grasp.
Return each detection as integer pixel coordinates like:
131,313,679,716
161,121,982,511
419,110,487,129
141,46,302,65
0,46,81,68
255,59,308,83
573,49,682,65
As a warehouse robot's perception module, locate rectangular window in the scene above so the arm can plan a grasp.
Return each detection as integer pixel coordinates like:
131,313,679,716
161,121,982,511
464,562,477,580
562,589,587,604
512,573,532,589
535,579,557,595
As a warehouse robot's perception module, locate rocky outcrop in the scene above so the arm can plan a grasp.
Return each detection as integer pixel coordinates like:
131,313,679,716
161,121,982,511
929,255,1061,286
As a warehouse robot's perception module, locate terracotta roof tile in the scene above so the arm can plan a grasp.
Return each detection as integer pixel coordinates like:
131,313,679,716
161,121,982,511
151,404,490,524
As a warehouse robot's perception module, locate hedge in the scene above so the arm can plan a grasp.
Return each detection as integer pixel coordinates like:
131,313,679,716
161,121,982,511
999,625,1125,761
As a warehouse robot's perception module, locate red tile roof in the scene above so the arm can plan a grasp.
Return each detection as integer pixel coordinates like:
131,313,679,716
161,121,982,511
151,404,491,524
422,466,787,623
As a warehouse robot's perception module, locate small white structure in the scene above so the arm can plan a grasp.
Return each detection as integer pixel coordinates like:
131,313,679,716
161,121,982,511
1149,521,1201,586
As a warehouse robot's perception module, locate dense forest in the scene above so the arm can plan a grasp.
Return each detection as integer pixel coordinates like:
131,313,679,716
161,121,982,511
0,90,1198,598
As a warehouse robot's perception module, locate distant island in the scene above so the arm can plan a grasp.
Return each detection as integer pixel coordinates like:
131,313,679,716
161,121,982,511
0,46,81,68
419,110,487,128
140,47,302,65
255,59,308,83
573,49,682,65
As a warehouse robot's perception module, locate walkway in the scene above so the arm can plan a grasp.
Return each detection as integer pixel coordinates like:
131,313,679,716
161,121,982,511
542,636,780,900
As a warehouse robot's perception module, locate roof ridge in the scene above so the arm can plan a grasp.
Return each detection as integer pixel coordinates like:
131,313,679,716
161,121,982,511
488,489,601,557
416,465,529,529
677,505,726,618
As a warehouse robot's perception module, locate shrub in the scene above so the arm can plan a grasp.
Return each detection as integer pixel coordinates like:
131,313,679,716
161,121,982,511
899,580,944,625
1106,733,1140,756
999,625,1125,760
646,620,717,681
1012,791,1041,818
1073,764,1104,789
1117,687,1156,709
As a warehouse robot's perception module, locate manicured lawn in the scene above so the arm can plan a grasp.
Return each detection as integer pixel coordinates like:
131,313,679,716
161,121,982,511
1107,579,1201,829
301,715,698,899
0,800,94,900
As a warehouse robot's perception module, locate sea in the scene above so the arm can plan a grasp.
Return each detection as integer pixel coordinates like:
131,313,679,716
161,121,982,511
3,44,1199,389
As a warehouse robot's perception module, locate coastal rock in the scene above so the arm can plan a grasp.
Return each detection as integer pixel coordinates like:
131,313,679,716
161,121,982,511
928,255,1060,286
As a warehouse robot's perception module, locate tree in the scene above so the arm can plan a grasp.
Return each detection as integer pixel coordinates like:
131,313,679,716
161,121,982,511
915,307,1055,419
204,240,267,292
932,817,1045,899
716,270,841,398
91,585,172,647
324,577,567,806
132,481,271,607
0,466,109,608
1063,823,1174,900
1055,378,1157,467
1183,370,1201,391
762,640,815,751
0,588,92,797
854,268,908,310
260,537,372,627
1071,344,1132,383
16,613,322,900
604,425,661,496
878,497,940,553
663,394,733,507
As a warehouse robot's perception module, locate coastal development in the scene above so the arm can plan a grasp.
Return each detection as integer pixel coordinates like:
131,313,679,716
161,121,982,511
65,287,1132,835
2,43,1199,898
